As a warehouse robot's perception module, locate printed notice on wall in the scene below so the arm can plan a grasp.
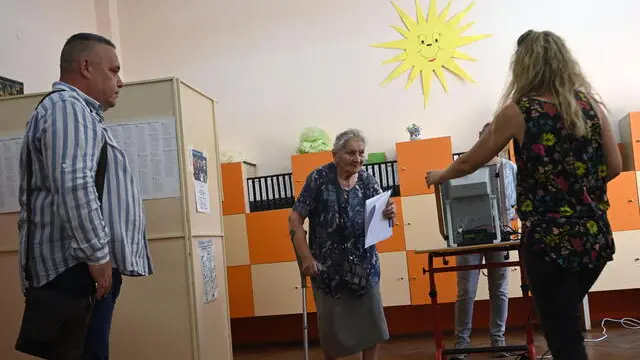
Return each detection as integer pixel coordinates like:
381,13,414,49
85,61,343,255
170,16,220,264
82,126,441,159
198,239,218,303
107,117,180,200
0,137,22,214
192,149,210,213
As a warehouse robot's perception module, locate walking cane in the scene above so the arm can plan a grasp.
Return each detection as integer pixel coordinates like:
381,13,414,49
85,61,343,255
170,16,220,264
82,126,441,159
300,271,310,360
294,248,310,360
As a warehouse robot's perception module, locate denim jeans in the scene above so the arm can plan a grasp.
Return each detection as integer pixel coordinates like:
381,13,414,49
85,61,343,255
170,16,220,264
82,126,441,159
523,246,605,360
454,252,509,349
82,268,123,360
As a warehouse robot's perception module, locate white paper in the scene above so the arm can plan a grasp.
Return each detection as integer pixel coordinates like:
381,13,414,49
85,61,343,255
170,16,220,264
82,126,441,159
364,190,393,248
198,239,218,303
195,181,210,213
106,117,180,200
0,137,23,214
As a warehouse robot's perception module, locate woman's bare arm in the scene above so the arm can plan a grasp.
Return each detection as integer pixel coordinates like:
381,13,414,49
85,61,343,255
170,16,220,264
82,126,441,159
595,104,622,181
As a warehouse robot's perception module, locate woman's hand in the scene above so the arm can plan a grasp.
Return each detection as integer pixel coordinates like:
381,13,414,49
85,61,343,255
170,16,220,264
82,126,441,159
300,255,319,277
425,170,444,187
383,200,396,220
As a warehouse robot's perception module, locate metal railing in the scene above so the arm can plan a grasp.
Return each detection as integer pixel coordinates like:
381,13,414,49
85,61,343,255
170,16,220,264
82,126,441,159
245,161,402,213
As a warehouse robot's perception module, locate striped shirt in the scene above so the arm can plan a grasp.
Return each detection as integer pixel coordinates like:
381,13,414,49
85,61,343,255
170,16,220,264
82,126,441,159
18,81,153,290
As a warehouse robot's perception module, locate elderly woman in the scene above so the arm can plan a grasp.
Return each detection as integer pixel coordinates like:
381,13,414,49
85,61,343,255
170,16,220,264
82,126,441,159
288,129,396,360
426,30,621,360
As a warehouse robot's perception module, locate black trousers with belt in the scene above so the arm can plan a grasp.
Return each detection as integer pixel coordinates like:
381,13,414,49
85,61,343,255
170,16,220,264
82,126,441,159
522,245,605,360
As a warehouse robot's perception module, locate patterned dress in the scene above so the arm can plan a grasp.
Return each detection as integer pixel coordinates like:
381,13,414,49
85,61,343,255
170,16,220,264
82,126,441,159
514,92,615,270
292,162,389,357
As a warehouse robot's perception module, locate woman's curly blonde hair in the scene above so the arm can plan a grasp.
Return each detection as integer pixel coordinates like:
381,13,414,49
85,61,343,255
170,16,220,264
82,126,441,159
499,30,606,137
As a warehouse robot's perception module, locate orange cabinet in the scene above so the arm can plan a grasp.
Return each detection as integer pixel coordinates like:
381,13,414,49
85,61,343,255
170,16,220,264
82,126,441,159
406,251,457,305
607,171,640,231
246,209,297,264
291,152,333,197
221,162,255,215
396,137,453,196
227,265,255,318
376,197,406,253
618,112,640,171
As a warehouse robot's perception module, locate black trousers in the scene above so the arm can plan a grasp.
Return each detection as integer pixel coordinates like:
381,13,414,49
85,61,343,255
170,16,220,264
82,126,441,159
42,263,122,360
522,246,605,360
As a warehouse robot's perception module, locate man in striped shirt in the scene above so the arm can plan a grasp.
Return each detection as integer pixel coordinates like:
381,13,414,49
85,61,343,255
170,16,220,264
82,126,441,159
18,33,153,359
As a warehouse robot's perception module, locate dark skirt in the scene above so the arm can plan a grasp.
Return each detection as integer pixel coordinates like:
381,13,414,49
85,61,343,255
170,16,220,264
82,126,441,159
313,283,389,357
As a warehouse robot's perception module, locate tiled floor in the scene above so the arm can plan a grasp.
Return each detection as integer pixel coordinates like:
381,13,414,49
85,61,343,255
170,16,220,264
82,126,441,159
233,327,640,359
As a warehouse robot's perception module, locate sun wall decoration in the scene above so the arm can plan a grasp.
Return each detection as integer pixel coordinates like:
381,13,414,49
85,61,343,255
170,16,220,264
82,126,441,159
373,0,491,107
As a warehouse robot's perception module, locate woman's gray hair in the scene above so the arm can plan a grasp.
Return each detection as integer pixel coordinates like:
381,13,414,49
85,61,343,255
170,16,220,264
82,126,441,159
333,129,366,152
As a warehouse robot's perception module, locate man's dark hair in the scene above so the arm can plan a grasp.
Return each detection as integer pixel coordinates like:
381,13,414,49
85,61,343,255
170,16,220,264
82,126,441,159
59,33,116,73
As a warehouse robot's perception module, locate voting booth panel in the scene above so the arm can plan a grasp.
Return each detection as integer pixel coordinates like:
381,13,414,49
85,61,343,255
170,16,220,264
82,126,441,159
440,164,510,248
0,78,232,360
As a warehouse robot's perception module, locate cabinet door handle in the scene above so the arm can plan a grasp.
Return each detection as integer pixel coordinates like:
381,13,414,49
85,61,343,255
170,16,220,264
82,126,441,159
406,222,412,226
628,199,635,203
410,276,417,280
402,167,407,170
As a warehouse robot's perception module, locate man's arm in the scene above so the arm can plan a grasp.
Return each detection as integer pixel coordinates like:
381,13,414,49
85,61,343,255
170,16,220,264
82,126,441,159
40,99,110,265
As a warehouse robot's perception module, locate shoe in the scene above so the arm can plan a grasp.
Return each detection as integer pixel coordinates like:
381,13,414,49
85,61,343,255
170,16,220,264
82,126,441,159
450,341,468,359
491,341,510,358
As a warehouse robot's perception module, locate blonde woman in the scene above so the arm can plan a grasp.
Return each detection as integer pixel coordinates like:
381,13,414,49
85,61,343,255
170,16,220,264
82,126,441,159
426,30,621,360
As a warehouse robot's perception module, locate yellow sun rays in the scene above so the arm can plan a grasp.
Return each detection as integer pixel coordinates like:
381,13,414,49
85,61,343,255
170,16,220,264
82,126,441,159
372,0,492,108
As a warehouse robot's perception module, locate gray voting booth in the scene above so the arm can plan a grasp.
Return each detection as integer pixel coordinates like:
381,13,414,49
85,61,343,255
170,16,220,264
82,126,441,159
438,163,513,248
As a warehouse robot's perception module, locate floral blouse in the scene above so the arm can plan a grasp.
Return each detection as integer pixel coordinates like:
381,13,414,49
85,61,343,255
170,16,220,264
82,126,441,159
292,162,382,298
514,91,615,270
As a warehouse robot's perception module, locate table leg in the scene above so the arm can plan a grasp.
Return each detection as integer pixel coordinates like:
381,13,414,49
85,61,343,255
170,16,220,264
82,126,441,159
427,254,444,359
582,295,592,330
518,248,537,359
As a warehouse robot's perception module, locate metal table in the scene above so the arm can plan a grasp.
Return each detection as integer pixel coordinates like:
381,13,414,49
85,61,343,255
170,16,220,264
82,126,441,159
416,241,537,359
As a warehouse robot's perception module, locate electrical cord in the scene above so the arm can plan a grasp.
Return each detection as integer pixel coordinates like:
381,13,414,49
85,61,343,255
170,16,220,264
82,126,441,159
510,317,640,359
584,317,640,342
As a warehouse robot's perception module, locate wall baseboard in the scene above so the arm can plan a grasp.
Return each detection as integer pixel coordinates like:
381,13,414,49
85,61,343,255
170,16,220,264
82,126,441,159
230,289,640,348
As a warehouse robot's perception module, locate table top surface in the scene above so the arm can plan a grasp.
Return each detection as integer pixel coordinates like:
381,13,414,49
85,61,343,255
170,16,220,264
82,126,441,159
415,240,521,255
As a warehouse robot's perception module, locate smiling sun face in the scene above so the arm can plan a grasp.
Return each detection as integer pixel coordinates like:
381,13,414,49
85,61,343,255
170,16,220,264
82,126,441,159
417,32,441,61
373,0,491,107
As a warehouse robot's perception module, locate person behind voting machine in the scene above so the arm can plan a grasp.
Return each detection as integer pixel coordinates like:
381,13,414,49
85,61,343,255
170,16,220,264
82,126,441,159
446,123,518,359
426,30,621,360
288,129,396,360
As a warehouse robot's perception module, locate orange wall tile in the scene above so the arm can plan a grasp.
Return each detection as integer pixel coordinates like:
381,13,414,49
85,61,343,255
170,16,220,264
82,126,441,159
291,152,333,197
406,250,457,305
246,208,297,264
227,265,255,318
305,277,317,313
396,137,453,196
376,197,406,253
607,171,640,231
221,162,246,215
